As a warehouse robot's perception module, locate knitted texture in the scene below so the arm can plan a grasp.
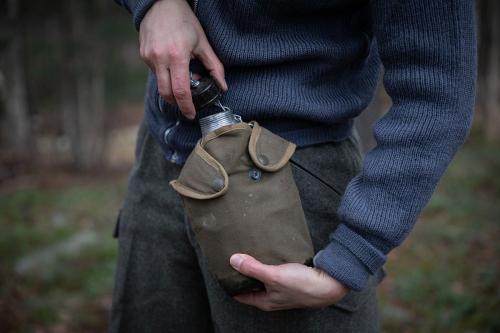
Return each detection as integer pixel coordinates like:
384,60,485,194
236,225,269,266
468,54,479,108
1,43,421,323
115,0,476,291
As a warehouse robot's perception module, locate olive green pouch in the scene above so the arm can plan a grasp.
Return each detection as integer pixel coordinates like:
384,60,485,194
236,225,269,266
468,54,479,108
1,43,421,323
170,121,314,295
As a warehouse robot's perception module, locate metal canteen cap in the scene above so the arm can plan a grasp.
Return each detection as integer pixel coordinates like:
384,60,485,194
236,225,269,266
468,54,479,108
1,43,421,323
191,77,222,111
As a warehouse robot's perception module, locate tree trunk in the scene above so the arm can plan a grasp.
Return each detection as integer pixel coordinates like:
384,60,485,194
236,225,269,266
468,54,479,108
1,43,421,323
477,0,500,142
60,0,106,170
0,0,32,159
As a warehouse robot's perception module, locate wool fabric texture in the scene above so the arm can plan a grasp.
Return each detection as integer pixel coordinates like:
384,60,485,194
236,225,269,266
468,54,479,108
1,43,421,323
114,0,476,291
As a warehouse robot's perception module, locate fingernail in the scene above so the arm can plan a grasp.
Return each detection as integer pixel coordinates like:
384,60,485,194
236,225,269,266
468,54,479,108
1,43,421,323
187,113,195,120
230,254,243,270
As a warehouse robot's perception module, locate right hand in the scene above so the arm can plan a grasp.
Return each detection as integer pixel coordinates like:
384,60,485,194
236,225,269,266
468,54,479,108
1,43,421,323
139,0,228,119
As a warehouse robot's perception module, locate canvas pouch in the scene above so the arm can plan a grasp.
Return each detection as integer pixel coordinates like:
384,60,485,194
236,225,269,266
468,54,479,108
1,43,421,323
170,121,314,295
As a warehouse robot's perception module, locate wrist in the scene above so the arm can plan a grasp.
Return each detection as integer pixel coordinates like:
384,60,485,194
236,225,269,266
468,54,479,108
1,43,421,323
313,240,371,292
312,267,350,302
139,0,196,32
133,0,158,31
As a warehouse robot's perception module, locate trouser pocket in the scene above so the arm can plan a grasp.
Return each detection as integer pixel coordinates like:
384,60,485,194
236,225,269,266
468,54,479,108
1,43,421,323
289,139,360,253
289,139,385,312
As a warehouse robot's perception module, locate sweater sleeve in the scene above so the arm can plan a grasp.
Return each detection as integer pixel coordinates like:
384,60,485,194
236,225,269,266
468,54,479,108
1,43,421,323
113,0,158,31
313,0,476,291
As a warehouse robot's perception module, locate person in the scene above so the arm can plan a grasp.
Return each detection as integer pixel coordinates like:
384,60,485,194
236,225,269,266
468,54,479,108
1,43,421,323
110,0,476,332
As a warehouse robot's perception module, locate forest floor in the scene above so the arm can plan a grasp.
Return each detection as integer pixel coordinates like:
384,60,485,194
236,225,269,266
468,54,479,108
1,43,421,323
0,128,499,333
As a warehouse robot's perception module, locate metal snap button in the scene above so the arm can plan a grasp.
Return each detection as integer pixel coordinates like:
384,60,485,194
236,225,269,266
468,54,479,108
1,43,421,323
249,168,262,181
212,178,225,191
257,154,269,166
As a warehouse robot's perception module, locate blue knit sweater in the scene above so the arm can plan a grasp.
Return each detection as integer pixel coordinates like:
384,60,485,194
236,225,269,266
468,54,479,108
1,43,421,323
115,0,476,291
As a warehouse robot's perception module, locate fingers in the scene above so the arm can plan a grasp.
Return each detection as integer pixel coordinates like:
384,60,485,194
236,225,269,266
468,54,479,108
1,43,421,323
155,65,174,105
169,58,196,119
233,291,276,311
194,39,228,91
138,0,227,119
151,46,222,120
230,254,277,286
191,72,202,80
153,55,196,119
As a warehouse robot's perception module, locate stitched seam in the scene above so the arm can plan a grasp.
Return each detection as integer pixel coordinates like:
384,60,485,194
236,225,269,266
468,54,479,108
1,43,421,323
248,123,295,171
201,123,250,145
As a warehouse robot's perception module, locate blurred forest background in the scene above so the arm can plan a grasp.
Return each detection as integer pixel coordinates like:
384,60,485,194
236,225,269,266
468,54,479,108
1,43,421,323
0,0,499,332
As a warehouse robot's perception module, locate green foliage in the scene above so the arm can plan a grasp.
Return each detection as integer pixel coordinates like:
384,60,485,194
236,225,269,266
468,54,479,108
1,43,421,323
0,180,126,332
380,136,500,332
0,134,498,332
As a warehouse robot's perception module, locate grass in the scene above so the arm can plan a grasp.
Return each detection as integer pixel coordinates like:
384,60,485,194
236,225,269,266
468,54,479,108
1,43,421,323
379,134,500,332
0,177,127,333
0,134,499,332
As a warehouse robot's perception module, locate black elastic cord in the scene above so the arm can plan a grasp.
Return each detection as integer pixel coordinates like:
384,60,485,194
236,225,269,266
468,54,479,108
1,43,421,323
289,159,343,197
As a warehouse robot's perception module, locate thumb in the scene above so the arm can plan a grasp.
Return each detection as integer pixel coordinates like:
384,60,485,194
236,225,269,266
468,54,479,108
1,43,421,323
193,38,228,91
230,254,275,284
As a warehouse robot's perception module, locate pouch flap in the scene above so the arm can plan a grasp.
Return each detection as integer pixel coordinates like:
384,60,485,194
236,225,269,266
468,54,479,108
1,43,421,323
248,121,296,172
170,142,229,200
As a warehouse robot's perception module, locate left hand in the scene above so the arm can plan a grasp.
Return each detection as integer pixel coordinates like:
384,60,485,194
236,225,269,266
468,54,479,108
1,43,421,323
229,253,350,311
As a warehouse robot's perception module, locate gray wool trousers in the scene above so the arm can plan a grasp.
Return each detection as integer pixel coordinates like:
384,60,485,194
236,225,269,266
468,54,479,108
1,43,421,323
109,120,385,333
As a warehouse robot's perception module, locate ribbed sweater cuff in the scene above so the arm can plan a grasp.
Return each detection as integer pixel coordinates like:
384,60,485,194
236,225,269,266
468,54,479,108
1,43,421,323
313,224,386,291
133,0,157,31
